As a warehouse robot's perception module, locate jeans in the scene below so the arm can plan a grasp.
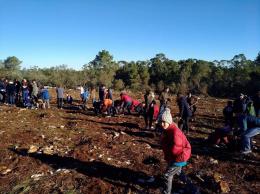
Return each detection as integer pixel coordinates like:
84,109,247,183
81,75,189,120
124,101,132,114
162,162,182,194
162,162,199,194
242,127,260,151
8,95,15,105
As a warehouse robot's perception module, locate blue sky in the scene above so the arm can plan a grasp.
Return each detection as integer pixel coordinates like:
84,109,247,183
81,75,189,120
0,0,259,69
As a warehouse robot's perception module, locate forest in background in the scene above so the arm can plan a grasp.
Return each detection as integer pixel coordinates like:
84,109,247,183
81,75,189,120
0,51,259,97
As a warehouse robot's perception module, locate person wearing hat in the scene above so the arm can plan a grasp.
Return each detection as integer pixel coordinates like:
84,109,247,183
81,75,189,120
160,108,192,194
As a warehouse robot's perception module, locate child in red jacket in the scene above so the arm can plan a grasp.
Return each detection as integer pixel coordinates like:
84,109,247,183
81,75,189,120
160,108,192,194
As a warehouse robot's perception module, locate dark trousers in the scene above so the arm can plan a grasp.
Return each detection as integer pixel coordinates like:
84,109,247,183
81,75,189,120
57,98,63,108
162,162,199,194
179,116,190,133
8,95,15,105
144,107,154,129
123,101,132,114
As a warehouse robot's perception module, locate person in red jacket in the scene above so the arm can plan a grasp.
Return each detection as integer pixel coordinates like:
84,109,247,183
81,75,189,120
120,92,133,114
160,108,191,194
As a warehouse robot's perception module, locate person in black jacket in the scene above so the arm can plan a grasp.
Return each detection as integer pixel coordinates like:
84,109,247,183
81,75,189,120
177,93,192,134
6,81,16,105
223,100,234,126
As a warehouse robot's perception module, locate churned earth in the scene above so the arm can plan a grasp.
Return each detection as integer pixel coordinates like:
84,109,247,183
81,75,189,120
0,89,259,194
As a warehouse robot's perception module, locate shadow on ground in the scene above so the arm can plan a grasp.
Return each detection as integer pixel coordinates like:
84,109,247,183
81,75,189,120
10,148,161,191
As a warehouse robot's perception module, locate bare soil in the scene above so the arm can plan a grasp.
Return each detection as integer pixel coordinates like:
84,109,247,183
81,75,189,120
0,89,259,194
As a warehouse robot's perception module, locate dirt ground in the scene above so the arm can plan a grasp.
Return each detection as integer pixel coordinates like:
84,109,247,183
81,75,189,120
0,89,259,194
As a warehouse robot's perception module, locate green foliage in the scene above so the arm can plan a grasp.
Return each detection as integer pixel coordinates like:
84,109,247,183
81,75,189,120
0,60,4,68
113,79,125,90
115,61,144,90
83,50,118,87
255,52,260,66
149,53,169,86
4,56,22,70
1,51,259,97
0,68,22,80
137,61,150,88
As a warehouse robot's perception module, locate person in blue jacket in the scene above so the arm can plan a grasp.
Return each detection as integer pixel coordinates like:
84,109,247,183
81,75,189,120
41,86,50,109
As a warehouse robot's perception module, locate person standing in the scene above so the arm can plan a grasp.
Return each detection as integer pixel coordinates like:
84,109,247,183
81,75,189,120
160,108,192,194
144,90,155,130
186,92,199,120
82,88,89,110
6,80,16,105
41,86,50,109
14,79,21,105
31,80,39,108
177,93,192,134
159,87,169,111
79,85,84,102
99,84,105,103
56,85,64,109
21,79,30,107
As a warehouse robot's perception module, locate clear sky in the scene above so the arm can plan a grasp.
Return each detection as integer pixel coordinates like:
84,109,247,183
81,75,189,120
0,0,259,70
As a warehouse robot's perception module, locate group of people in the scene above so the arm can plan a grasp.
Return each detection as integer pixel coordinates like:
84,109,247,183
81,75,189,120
0,78,51,109
1,78,259,193
209,92,260,155
93,85,199,136
91,85,197,193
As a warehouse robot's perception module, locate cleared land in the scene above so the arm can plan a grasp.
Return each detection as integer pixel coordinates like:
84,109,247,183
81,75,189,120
0,89,259,194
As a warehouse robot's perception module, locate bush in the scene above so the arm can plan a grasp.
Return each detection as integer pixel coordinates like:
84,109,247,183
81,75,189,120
113,79,125,91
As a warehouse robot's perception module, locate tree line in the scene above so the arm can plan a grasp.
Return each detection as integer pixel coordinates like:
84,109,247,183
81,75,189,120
0,50,259,97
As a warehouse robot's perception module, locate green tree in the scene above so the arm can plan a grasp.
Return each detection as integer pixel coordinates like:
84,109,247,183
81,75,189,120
190,60,211,93
0,60,4,69
149,53,169,87
83,50,118,87
255,52,260,66
177,59,193,94
113,79,125,90
137,60,150,88
4,56,22,70
115,61,142,90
